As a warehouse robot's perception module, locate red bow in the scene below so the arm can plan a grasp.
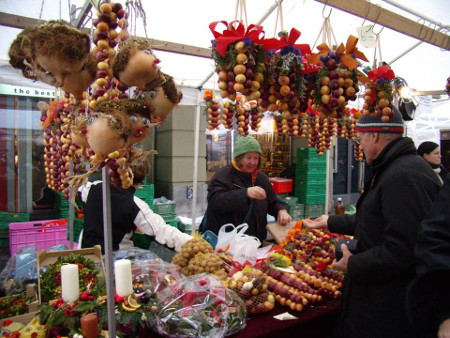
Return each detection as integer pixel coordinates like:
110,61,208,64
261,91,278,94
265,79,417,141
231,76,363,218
209,20,265,57
368,65,396,82
263,28,311,55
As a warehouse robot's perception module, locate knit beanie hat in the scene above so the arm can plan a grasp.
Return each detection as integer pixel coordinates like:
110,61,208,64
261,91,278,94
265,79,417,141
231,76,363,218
355,105,404,134
234,135,262,158
417,141,439,157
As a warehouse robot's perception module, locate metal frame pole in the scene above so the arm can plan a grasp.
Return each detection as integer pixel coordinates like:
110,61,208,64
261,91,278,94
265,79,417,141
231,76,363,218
102,167,116,337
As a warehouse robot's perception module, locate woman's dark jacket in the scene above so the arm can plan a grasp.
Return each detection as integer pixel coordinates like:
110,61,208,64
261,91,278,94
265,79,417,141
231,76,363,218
407,174,450,337
82,182,138,253
327,137,442,338
204,165,285,241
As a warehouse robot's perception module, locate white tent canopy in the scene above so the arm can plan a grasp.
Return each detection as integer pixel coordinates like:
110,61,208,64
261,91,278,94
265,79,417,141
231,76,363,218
0,0,449,92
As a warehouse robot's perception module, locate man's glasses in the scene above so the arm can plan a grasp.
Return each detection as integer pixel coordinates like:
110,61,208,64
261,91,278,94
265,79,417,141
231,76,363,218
353,137,361,145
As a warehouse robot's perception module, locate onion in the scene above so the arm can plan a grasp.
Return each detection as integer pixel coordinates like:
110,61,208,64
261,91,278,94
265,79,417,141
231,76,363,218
111,2,123,12
116,9,125,19
98,12,110,23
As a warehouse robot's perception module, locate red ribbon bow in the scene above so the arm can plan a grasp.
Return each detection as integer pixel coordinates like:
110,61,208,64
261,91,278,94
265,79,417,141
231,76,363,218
209,20,265,57
263,28,311,55
368,65,396,82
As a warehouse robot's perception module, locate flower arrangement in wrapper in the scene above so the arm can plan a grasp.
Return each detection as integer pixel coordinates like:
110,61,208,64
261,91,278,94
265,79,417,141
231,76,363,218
155,274,247,338
0,294,34,319
362,65,396,121
210,21,268,102
222,266,275,314
309,35,368,119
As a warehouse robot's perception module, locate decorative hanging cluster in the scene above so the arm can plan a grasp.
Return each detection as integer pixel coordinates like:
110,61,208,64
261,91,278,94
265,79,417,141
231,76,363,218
211,21,267,102
362,65,396,121
8,1,182,201
309,36,367,119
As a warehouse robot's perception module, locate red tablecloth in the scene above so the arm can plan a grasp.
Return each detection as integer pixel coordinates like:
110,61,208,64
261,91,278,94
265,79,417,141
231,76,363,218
232,298,341,338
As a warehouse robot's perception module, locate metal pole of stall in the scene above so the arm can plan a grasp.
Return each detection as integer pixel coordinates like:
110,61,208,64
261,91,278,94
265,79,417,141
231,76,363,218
102,167,116,337
191,89,202,232
68,161,74,249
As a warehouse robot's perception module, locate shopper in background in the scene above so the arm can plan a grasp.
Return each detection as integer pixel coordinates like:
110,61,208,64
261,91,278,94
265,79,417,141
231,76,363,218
303,107,441,338
203,135,291,242
79,159,192,254
417,141,448,184
407,174,450,338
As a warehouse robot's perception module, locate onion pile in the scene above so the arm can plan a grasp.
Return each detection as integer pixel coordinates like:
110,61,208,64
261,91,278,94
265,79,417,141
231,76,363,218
234,97,250,136
248,101,263,132
363,83,394,122
42,101,81,198
221,100,236,130
216,39,266,102
312,53,359,119
203,90,222,130
90,1,129,110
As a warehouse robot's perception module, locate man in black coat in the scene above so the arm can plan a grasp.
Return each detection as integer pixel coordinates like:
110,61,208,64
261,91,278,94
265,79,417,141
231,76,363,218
407,173,450,338
303,108,441,338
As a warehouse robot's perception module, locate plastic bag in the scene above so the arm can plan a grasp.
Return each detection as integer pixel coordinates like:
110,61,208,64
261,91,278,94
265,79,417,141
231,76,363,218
228,234,261,265
215,223,248,252
0,247,37,296
155,273,247,338
132,260,183,294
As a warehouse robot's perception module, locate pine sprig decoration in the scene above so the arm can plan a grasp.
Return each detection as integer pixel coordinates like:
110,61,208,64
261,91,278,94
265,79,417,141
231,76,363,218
39,254,101,303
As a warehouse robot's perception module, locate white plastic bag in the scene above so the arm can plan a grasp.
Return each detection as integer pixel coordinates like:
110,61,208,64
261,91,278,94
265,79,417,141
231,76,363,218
228,234,261,265
215,223,248,252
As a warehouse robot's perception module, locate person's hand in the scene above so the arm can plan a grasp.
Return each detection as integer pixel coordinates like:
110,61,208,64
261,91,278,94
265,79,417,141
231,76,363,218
277,209,292,225
332,243,352,274
247,186,266,200
438,318,450,338
302,215,329,229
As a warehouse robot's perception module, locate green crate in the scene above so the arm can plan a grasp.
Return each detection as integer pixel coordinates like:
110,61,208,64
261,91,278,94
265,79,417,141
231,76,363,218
296,193,326,205
278,195,298,207
165,219,178,228
66,218,84,242
0,211,30,229
0,230,9,248
153,202,176,215
304,204,326,215
288,204,305,220
131,232,153,249
138,196,154,209
295,172,327,183
295,182,326,193
55,191,70,209
135,184,154,200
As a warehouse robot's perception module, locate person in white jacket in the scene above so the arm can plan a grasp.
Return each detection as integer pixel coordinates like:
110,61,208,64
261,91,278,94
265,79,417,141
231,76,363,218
78,160,192,254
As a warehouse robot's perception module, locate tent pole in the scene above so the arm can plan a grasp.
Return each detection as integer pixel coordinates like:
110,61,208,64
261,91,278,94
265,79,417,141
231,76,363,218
388,40,422,65
381,0,449,30
191,89,202,232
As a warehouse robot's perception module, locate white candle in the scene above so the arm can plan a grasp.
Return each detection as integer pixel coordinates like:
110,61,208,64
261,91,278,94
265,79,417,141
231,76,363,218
61,264,79,303
114,259,133,297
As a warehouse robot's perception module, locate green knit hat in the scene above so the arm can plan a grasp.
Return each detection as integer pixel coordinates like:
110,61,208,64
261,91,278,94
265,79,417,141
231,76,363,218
234,135,262,158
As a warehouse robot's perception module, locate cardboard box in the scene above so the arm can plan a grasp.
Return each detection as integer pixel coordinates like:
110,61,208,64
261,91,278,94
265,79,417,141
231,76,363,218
0,311,38,327
266,221,296,244
0,285,39,326
37,246,104,304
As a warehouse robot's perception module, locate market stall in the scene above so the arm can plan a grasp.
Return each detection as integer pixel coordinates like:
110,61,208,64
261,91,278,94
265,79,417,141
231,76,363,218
0,0,448,337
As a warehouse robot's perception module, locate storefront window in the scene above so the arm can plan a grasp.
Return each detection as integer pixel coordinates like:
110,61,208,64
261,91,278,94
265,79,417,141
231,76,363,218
206,127,233,182
0,95,49,212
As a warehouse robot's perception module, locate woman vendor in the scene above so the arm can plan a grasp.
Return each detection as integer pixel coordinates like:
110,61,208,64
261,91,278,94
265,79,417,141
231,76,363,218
204,135,291,242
